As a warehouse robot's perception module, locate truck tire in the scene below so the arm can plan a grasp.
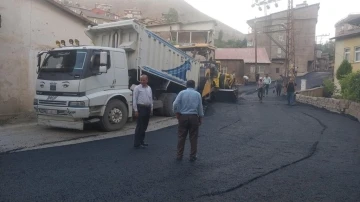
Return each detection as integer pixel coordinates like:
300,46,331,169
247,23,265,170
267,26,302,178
99,99,128,132
158,93,177,117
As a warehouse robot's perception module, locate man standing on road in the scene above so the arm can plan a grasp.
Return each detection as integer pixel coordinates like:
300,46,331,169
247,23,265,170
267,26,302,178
263,74,272,96
275,79,283,96
133,75,153,149
286,78,297,106
257,77,265,102
173,80,204,162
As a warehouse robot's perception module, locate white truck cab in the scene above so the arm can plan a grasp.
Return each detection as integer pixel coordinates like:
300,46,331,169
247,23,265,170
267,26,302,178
34,20,202,131
34,46,133,131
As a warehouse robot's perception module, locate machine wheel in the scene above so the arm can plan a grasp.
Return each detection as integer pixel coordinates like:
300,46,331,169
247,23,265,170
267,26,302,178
158,93,177,117
99,100,128,132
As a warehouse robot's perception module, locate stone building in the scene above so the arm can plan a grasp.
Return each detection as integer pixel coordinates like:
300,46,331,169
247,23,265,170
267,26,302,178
0,0,93,118
246,2,320,76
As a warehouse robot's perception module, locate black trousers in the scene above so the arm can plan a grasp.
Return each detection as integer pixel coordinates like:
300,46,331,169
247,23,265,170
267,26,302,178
258,88,264,100
134,105,151,147
276,86,282,96
264,84,270,95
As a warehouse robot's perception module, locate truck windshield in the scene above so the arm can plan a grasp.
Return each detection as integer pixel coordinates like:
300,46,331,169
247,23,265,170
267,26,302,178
40,50,87,72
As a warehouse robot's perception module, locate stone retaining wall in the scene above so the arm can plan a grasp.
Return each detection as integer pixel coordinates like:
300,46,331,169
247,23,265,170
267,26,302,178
297,94,360,122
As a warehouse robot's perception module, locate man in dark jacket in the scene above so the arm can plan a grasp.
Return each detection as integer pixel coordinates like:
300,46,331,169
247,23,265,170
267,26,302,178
286,78,297,105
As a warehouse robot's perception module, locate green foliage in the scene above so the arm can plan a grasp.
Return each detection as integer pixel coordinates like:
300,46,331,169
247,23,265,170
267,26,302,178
164,8,179,23
339,71,360,102
322,78,336,98
316,40,335,61
215,38,247,48
336,60,353,80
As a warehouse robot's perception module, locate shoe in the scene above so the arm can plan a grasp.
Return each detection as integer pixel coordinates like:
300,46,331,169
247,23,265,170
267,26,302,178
190,156,197,162
176,157,183,161
141,143,149,146
134,145,146,149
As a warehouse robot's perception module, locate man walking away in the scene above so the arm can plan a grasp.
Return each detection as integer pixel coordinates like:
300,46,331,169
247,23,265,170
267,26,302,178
275,79,282,96
133,75,153,149
173,80,204,162
286,78,297,105
257,77,264,102
263,74,272,96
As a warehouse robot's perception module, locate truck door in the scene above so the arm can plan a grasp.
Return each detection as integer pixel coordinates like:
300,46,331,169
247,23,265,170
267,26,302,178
112,51,129,90
81,50,115,106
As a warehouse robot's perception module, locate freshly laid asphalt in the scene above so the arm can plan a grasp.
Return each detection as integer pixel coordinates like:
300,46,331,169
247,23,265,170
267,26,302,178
1,72,359,202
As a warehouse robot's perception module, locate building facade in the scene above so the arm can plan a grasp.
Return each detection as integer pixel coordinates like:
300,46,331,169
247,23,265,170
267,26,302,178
215,48,271,83
0,0,93,118
332,14,360,88
246,3,319,75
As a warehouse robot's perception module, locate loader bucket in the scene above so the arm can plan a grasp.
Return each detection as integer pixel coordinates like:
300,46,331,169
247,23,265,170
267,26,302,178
213,89,238,103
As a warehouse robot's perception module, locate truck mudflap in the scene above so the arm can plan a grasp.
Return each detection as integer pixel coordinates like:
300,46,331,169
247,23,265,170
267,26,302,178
213,89,238,103
37,115,84,130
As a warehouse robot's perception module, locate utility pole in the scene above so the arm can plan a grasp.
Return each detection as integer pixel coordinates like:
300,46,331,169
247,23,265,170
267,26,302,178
255,20,258,81
286,0,295,82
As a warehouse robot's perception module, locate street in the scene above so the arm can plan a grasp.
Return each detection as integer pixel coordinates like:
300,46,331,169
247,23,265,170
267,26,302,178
1,83,359,202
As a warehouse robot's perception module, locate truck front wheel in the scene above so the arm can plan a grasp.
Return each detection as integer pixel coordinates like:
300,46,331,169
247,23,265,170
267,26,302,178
99,100,128,132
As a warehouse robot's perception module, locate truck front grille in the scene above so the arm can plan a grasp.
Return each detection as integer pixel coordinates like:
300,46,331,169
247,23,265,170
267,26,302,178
38,100,67,106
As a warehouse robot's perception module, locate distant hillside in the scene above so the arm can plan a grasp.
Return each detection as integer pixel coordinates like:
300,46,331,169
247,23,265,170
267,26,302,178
74,0,244,40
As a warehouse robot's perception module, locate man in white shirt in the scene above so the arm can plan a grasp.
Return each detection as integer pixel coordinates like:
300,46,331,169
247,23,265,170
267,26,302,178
133,75,153,149
263,74,272,96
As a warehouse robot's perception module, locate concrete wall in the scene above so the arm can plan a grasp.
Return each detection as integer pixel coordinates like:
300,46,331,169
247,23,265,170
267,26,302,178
0,0,91,117
247,4,319,75
298,87,324,97
217,60,245,84
244,63,271,82
333,36,360,89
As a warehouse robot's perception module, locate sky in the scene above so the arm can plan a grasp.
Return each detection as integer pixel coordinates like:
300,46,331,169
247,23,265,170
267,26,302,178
185,0,360,43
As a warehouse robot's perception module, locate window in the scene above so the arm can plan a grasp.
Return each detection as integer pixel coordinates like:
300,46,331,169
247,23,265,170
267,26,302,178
276,68,280,73
250,66,255,73
355,47,360,62
277,48,282,54
344,48,350,61
90,51,111,73
258,66,265,73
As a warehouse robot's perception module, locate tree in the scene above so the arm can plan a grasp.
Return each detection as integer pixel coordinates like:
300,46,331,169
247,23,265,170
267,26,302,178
336,60,353,80
316,40,335,61
218,30,224,41
164,8,179,23
339,71,360,102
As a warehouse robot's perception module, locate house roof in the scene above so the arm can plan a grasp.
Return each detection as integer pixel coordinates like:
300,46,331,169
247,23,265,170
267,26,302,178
335,14,360,26
147,20,217,28
66,5,120,22
45,0,96,26
330,29,360,40
215,48,271,64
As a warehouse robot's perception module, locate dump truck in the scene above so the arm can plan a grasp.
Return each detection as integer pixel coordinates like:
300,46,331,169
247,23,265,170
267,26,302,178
34,20,203,131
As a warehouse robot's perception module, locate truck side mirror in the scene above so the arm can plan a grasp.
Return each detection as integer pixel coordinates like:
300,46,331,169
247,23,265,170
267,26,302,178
99,51,108,73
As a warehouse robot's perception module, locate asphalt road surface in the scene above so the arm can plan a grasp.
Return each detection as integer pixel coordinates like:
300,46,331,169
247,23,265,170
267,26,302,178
1,88,359,202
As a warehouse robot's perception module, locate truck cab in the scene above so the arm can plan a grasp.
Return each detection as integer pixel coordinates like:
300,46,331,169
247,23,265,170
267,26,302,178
34,46,132,131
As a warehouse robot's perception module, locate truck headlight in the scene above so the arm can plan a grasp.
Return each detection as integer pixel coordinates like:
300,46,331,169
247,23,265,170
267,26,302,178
34,99,38,105
69,101,86,107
